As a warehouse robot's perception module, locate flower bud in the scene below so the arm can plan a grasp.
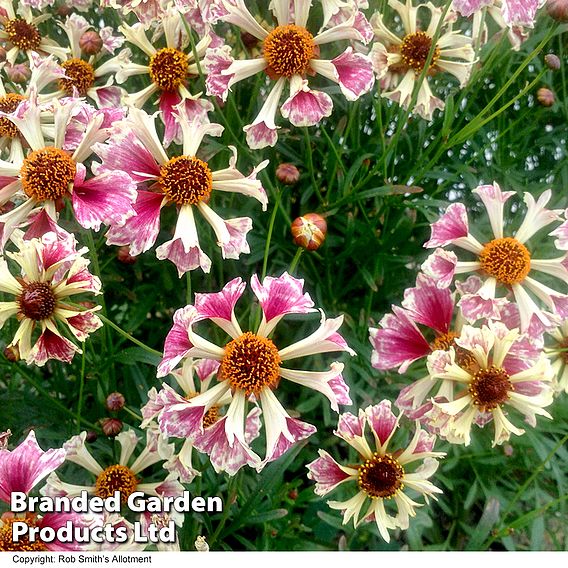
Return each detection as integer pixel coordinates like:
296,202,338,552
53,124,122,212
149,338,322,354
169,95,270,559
80,31,103,56
117,246,137,265
544,54,561,70
241,31,259,51
101,417,123,437
195,536,209,552
276,163,300,186
105,392,125,412
85,431,98,443
5,64,30,84
547,0,568,21
291,213,327,251
288,489,298,500
4,345,19,362
537,87,555,107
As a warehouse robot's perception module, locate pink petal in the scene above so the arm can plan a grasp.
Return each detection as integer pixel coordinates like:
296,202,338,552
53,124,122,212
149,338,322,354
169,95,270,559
425,203,469,248
306,450,352,496
458,293,507,322
65,312,103,342
328,373,352,406
550,211,568,250
40,512,103,551
0,431,65,502
155,237,212,277
27,329,79,366
421,249,458,288
220,217,252,259
330,48,375,101
334,411,364,441
365,400,398,447
194,276,245,322
204,46,234,101
244,121,279,149
158,401,207,438
264,417,316,464
452,0,493,16
94,86,123,108
250,272,315,324
502,0,540,26
244,406,262,444
195,359,221,382
280,83,333,127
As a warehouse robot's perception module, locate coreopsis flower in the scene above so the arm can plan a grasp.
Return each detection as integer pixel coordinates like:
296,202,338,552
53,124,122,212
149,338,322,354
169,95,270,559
45,14,125,108
117,9,213,146
96,106,267,276
0,96,136,248
0,232,102,366
544,319,568,394
430,321,553,446
422,183,568,332
204,0,375,149
157,273,354,468
43,429,184,503
142,358,263,476
307,400,444,542
0,0,68,64
369,0,476,120
100,0,170,25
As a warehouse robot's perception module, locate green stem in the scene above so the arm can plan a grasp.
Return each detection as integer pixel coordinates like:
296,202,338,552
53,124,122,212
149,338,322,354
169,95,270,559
76,345,86,434
304,127,324,203
261,187,283,280
123,406,143,422
186,271,192,305
208,472,240,548
98,314,162,357
289,248,303,275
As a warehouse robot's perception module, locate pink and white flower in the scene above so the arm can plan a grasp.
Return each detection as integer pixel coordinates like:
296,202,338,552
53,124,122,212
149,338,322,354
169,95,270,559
0,231,102,366
422,183,568,331
156,273,354,469
204,0,374,148
97,106,267,276
544,319,568,395
430,321,554,446
369,0,476,119
307,400,444,542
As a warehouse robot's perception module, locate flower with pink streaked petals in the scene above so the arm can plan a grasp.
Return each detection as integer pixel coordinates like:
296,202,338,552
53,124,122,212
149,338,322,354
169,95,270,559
369,0,476,120
204,0,374,149
142,358,263,476
42,429,184,504
117,9,213,147
0,430,65,503
544,319,568,395
0,231,102,366
0,96,136,247
307,400,444,543
157,273,354,469
0,1,68,65
100,0,170,24
423,183,568,332
97,106,267,276
429,321,554,446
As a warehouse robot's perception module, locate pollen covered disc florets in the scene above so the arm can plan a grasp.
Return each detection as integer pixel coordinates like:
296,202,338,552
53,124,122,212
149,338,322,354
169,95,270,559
149,47,189,91
18,282,57,321
4,18,41,51
430,330,459,352
0,515,47,551
59,58,96,96
399,31,440,73
0,93,25,138
202,405,220,428
220,332,281,395
479,237,531,285
263,24,315,78
95,464,138,503
469,365,513,411
358,452,404,499
20,146,76,202
160,155,213,206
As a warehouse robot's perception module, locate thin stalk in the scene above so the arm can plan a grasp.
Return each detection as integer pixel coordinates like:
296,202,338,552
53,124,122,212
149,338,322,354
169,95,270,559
98,313,162,357
76,345,86,434
289,248,303,275
261,187,284,280
304,127,324,203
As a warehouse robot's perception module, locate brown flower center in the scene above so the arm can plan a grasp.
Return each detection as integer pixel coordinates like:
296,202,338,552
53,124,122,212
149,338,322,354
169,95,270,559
20,146,76,202
263,24,315,78
430,331,459,352
358,453,404,499
479,237,531,285
18,282,57,321
59,58,96,96
469,365,513,411
0,93,25,138
558,339,568,364
149,47,189,91
4,18,41,51
400,31,440,73
160,155,213,206
0,515,47,551
220,332,281,396
95,464,138,503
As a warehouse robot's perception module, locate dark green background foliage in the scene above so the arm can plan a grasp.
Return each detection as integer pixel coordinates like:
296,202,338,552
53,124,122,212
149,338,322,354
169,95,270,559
1,3,567,551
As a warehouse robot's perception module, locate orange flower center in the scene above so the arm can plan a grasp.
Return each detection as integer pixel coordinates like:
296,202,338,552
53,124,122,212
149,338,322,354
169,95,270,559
95,464,138,503
4,18,41,51
0,515,47,551
59,58,96,96
430,331,459,352
479,237,531,285
469,365,513,411
0,93,25,138
220,332,281,396
20,147,76,202
202,405,220,428
263,24,315,78
400,31,440,72
18,282,57,321
160,155,213,206
149,47,189,91
358,453,404,499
